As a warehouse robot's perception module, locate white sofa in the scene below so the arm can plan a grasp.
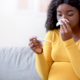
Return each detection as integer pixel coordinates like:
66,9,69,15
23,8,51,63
0,47,42,80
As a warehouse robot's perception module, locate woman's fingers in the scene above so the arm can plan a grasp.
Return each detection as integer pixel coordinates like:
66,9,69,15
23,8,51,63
60,20,68,33
64,20,71,31
29,36,43,54
29,38,42,48
60,25,64,34
60,19,73,41
29,36,37,41
31,45,42,50
29,41,42,48
29,39,41,45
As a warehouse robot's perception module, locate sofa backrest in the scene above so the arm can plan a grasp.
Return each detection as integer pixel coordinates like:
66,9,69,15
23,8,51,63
0,47,42,80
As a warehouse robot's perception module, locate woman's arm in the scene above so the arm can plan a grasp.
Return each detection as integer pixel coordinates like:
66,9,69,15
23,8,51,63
59,19,80,79
63,38,80,79
35,31,53,80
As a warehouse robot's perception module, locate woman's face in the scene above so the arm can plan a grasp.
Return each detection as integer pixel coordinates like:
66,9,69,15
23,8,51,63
57,3,80,29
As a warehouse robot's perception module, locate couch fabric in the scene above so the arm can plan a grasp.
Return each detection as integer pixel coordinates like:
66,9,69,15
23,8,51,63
0,47,42,80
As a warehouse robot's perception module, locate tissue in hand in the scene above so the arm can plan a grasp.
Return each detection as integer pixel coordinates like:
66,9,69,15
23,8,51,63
56,19,69,26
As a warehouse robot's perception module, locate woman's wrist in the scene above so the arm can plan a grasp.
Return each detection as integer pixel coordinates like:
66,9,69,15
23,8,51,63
36,48,43,54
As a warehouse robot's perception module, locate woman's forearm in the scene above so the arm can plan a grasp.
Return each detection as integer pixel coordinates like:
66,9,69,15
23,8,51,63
35,53,51,80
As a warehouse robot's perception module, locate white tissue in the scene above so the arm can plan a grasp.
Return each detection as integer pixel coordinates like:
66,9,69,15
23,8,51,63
56,19,69,26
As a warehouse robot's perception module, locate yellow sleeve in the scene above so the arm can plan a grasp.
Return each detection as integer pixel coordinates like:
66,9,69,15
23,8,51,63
63,38,80,79
35,31,53,80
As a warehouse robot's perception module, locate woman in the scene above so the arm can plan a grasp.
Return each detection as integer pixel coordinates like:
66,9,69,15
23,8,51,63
29,0,80,80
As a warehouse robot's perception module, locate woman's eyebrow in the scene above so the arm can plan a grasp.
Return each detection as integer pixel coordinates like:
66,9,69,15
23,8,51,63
57,10,74,12
67,10,74,12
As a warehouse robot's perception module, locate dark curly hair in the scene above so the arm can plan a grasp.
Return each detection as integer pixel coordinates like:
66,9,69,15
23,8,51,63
45,0,80,32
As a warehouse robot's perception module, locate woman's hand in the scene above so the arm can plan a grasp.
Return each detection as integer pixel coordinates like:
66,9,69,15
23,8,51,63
60,20,73,41
29,36,43,54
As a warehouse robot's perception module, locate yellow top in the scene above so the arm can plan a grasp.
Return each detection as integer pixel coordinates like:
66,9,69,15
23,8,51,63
35,29,80,80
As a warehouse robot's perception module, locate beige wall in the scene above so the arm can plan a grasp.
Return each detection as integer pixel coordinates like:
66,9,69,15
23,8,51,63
0,0,48,46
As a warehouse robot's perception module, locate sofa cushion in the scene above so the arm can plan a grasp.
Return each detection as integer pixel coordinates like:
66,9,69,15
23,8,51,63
0,47,42,80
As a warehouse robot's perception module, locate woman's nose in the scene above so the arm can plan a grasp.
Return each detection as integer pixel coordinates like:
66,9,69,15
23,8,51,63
62,15,67,19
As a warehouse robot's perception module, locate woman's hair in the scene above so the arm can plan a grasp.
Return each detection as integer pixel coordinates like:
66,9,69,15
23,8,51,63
45,0,80,32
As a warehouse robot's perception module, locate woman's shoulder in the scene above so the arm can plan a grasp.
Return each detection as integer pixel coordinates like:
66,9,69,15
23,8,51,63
47,28,60,36
45,29,60,41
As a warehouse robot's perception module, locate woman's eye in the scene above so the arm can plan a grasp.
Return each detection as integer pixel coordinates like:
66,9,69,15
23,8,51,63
58,14,62,16
67,14,74,16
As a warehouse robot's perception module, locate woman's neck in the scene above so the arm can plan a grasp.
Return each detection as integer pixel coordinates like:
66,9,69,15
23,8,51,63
72,24,80,35
72,24,80,41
